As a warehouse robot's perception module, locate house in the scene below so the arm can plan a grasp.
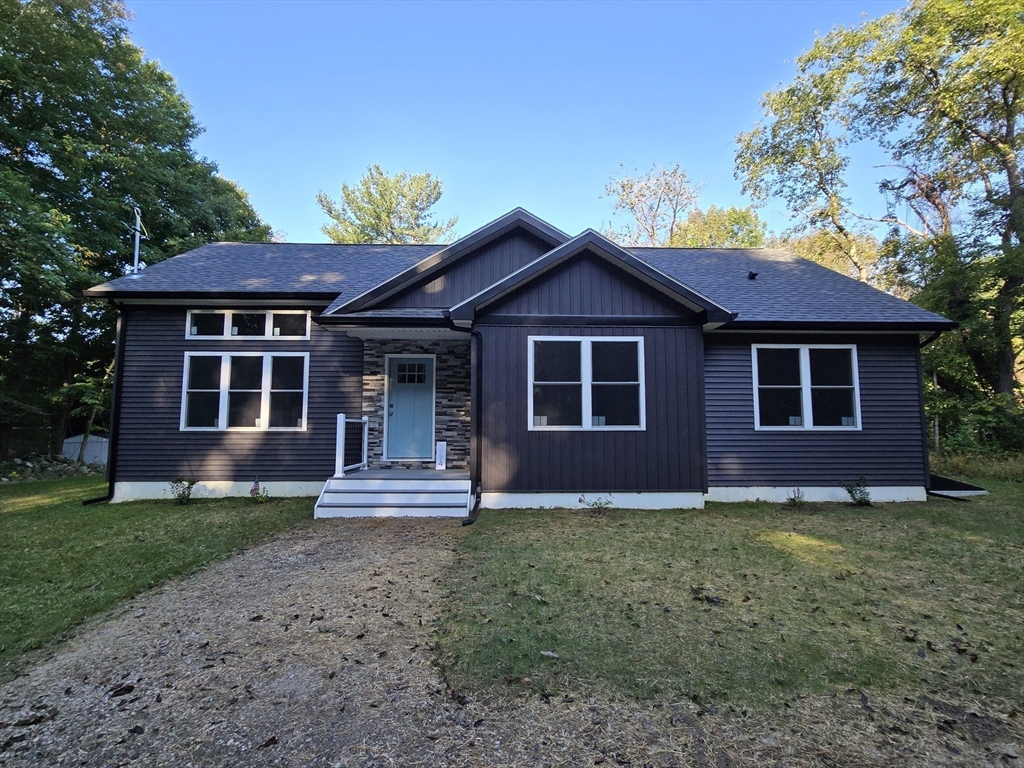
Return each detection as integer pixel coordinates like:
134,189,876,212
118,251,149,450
84,209,955,516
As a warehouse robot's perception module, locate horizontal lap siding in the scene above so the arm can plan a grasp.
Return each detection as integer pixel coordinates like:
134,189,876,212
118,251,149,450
116,307,362,482
480,325,705,492
705,335,927,487
384,231,551,308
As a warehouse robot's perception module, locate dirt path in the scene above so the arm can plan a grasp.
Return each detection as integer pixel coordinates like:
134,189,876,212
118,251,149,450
1,519,1018,767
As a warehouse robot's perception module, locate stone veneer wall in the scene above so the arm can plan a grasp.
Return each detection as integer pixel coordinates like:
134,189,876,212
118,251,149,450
361,338,471,469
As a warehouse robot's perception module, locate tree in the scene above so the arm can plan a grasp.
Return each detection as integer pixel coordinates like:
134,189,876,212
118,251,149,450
604,164,701,246
735,0,1023,404
767,230,883,285
316,165,457,244
670,205,767,248
0,0,273,455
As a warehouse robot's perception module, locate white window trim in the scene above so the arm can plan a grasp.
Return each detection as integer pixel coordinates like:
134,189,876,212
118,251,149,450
751,344,862,431
184,310,311,340
527,336,646,432
382,354,437,462
180,351,310,431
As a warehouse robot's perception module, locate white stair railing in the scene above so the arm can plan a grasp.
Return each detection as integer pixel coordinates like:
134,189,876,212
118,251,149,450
335,413,370,476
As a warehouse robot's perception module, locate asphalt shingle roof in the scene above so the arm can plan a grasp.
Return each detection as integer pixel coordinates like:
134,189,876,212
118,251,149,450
85,239,952,329
84,242,436,299
631,247,951,327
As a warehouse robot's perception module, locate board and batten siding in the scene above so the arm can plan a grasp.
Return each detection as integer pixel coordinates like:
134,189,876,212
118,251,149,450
115,306,363,482
704,334,928,487
478,324,706,493
382,230,553,308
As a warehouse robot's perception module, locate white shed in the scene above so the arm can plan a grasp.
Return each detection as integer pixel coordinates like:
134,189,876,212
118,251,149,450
62,433,109,465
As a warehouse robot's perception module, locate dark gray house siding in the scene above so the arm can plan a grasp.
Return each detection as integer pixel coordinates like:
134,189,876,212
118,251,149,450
115,306,363,482
481,251,687,317
381,230,553,308
478,324,706,493
704,334,929,487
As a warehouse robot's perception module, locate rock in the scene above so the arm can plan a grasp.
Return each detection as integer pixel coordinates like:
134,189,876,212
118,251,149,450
12,458,22,465
23,462,32,469
79,466,91,475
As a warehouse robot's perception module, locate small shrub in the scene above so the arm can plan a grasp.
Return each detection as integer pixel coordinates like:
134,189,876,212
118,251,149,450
841,476,871,506
578,493,613,510
169,478,198,505
252,486,270,503
785,487,806,507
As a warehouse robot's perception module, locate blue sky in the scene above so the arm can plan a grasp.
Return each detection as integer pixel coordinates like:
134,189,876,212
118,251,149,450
128,0,904,243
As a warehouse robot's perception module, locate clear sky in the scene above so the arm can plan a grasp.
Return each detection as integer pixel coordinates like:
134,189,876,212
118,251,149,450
127,0,905,243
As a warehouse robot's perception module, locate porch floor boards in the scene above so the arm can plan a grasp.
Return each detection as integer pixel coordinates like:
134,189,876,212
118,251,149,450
342,469,469,480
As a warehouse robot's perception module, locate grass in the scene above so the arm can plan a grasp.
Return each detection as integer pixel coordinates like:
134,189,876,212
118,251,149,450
0,477,313,683
438,480,1024,712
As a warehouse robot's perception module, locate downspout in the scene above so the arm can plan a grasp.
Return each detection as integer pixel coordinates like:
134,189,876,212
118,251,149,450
83,303,127,505
443,310,482,525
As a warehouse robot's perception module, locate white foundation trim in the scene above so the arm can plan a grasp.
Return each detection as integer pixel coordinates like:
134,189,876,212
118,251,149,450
704,486,927,503
111,481,323,503
480,491,705,510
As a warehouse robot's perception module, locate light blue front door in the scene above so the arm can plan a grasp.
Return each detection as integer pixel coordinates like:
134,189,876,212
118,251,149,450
386,357,435,459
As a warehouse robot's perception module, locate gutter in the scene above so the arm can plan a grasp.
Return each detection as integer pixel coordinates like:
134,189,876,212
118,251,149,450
443,309,483,525
83,303,126,505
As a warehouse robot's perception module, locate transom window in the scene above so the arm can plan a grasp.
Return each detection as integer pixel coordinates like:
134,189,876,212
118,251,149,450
528,337,645,430
181,353,308,430
185,310,310,340
752,345,861,430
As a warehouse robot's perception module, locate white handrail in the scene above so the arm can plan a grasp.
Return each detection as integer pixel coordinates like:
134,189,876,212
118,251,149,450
335,413,369,476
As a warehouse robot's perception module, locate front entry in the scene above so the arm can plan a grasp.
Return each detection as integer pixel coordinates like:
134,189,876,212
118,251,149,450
385,356,435,460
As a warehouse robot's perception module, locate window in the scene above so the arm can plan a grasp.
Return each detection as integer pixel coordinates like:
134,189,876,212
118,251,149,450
185,310,310,340
528,337,645,430
181,353,309,430
752,345,860,430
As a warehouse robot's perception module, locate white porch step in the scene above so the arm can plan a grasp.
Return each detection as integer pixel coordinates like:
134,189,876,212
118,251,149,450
314,473,471,518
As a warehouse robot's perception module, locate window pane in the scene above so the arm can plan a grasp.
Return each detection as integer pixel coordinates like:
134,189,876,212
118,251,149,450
230,356,263,389
533,384,582,426
810,348,853,386
812,388,856,427
186,392,219,427
190,313,224,336
231,313,266,336
272,313,306,337
592,341,639,382
758,388,803,426
757,348,801,386
271,356,304,390
592,384,640,426
270,392,304,427
188,356,221,390
228,391,262,427
534,341,581,382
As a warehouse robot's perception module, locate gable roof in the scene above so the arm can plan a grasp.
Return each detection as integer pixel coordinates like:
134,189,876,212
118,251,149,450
633,247,954,330
323,208,569,315
448,230,735,324
83,242,435,301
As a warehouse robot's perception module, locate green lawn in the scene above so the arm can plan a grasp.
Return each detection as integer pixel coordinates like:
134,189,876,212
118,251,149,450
0,478,313,682
439,480,1024,712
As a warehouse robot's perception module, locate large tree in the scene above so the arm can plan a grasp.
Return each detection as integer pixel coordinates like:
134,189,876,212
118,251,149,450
735,0,1023,404
604,163,701,247
316,165,457,244
0,0,273,455
670,205,767,248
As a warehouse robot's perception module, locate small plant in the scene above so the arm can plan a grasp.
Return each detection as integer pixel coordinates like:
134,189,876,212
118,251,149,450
578,493,613,510
841,476,872,506
785,487,806,506
249,478,270,503
169,477,198,505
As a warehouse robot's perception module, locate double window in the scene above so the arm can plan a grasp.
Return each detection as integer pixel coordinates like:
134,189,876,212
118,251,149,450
182,353,308,431
528,337,645,430
186,310,310,340
752,344,860,430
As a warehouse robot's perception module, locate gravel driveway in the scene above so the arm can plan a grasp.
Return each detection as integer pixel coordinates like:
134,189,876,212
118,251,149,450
1,519,1015,768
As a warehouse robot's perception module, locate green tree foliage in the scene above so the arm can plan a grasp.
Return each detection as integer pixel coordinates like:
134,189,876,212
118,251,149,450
735,0,1023,446
0,0,272,455
316,164,457,244
670,205,767,248
767,230,883,286
604,163,701,246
